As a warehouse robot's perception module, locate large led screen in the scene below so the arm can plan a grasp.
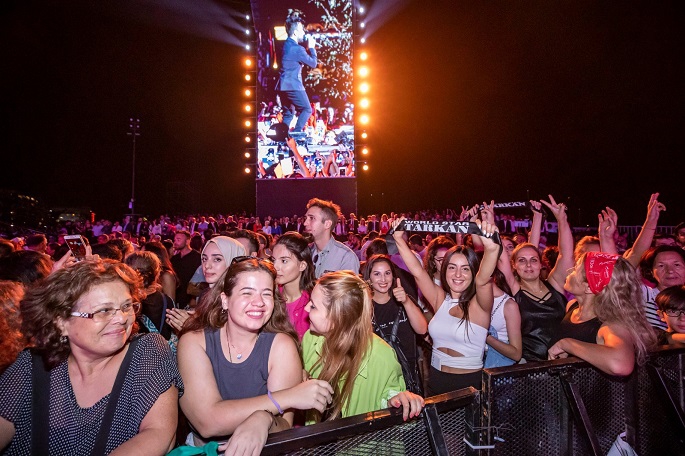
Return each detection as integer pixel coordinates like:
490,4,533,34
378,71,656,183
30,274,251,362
253,0,355,179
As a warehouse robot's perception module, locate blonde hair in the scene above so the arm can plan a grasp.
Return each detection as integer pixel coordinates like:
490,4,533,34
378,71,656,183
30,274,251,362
310,271,373,421
577,253,656,365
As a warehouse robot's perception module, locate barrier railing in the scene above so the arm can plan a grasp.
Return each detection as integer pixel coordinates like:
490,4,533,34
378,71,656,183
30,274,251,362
262,346,685,455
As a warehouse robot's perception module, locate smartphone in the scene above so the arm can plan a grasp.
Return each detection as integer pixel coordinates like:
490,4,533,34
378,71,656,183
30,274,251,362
64,234,89,261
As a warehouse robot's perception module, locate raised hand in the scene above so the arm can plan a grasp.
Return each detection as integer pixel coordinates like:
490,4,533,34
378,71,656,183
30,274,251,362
598,207,618,238
540,195,567,221
480,200,495,224
473,219,500,250
645,192,666,226
392,278,407,304
529,200,542,213
391,217,407,242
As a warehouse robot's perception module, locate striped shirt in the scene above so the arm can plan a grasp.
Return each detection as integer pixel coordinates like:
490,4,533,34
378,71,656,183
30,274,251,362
642,284,667,330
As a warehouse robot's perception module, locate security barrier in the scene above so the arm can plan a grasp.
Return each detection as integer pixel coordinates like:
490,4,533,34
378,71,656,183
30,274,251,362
263,346,685,455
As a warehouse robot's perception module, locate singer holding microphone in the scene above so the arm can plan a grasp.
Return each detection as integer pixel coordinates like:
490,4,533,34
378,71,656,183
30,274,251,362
276,9,316,135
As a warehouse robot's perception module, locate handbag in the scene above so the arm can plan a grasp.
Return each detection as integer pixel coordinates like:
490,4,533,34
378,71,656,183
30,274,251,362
373,302,424,395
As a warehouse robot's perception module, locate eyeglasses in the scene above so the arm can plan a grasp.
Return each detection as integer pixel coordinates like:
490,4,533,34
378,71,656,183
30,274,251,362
663,309,685,318
70,302,141,322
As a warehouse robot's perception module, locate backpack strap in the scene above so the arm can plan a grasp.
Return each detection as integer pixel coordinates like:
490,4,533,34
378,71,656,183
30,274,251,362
91,337,140,455
31,351,51,455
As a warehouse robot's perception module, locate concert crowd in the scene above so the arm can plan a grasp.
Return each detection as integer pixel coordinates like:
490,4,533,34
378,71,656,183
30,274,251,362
1,195,684,455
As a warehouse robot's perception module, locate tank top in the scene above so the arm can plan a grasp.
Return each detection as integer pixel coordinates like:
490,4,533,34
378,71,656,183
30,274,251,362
553,301,602,345
515,281,566,361
429,297,488,370
490,293,511,343
204,328,276,400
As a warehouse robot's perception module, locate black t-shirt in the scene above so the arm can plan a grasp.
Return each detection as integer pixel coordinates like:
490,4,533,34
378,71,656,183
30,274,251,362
170,250,201,307
373,296,418,374
515,281,566,361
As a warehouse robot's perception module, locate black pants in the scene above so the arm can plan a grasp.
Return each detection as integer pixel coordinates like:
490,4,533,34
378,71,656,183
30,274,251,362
427,367,482,396
279,89,312,132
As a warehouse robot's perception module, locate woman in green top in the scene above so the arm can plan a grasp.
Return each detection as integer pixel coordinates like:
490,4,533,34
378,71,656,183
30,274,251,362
303,270,425,422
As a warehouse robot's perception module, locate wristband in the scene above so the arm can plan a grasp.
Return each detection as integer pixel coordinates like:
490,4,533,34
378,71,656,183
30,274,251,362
267,390,284,415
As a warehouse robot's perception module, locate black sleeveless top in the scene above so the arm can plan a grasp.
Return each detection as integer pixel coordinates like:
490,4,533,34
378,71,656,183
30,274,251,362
553,301,602,345
515,281,567,361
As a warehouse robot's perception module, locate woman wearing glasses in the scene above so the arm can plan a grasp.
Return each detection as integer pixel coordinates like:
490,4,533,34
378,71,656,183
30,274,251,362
0,260,182,455
178,258,333,454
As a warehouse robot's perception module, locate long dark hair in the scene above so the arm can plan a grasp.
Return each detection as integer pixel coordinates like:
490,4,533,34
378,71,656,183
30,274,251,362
439,245,480,326
274,232,316,293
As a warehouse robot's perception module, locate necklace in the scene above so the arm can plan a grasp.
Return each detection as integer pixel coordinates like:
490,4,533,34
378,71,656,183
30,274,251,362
225,325,258,362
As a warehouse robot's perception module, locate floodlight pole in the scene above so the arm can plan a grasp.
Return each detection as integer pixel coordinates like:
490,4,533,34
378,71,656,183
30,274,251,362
127,118,141,215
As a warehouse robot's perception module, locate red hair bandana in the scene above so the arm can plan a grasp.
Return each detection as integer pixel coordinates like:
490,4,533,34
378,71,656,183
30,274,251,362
584,252,620,294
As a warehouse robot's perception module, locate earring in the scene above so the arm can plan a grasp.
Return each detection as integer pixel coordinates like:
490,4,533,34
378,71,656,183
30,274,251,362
60,335,68,344
221,308,227,314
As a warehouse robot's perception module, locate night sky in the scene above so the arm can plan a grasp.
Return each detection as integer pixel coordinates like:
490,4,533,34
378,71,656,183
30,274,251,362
2,1,683,225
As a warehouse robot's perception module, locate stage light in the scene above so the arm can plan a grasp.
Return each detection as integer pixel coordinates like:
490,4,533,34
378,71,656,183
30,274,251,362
360,98,369,108
245,120,251,127
245,136,251,143
360,38,366,44
360,114,369,124
245,74,251,81
361,131,368,139
246,15,250,20
245,29,250,35
362,164,369,171
360,22,365,28
362,147,369,155
245,89,251,96
273,62,278,69
245,104,252,112
360,51,368,61
244,151,251,158
245,44,250,50
359,6,365,14
244,167,251,174
245,58,252,67
359,82,369,93
359,67,369,77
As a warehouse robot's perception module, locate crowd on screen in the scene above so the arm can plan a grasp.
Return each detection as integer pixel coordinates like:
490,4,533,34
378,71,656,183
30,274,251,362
1,194,684,455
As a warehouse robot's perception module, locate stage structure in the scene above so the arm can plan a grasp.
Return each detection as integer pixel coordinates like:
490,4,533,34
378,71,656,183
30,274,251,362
247,0,369,217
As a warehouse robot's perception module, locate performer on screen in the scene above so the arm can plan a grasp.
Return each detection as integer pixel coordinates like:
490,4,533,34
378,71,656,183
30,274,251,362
276,9,317,137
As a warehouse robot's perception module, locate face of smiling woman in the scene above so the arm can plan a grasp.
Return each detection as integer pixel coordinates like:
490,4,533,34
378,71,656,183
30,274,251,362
221,270,275,332
59,280,136,360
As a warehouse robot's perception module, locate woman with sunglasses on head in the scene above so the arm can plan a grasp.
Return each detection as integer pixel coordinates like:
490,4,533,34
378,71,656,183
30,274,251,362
548,252,656,375
304,271,425,423
272,232,316,340
178,258,333,454
392,217,500,394
0,260,182,455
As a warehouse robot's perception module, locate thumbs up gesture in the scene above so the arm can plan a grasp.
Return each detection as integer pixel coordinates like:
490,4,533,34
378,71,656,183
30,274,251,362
392,278,407,304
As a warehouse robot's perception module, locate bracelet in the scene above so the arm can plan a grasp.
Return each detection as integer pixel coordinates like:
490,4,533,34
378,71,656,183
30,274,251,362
262,410,276,431
267,390,284,415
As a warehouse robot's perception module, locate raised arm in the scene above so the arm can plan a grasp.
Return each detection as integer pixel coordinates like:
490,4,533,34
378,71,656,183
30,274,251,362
543,195,575,294
392,278,428,336
391,218,444,311
473,220,499,314
623,193,666,268
528,200,543,248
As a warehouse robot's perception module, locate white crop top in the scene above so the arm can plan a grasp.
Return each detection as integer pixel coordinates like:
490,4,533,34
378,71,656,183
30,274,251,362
429,297,488,370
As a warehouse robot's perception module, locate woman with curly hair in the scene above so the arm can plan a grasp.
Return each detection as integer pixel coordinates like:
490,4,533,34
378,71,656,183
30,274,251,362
0,260,181,455
303,270,425,422
548,252,657,375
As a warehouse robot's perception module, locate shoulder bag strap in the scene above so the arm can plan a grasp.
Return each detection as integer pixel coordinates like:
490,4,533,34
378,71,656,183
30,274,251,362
31,351,51,455
91,337,140,455
160,293,169,331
